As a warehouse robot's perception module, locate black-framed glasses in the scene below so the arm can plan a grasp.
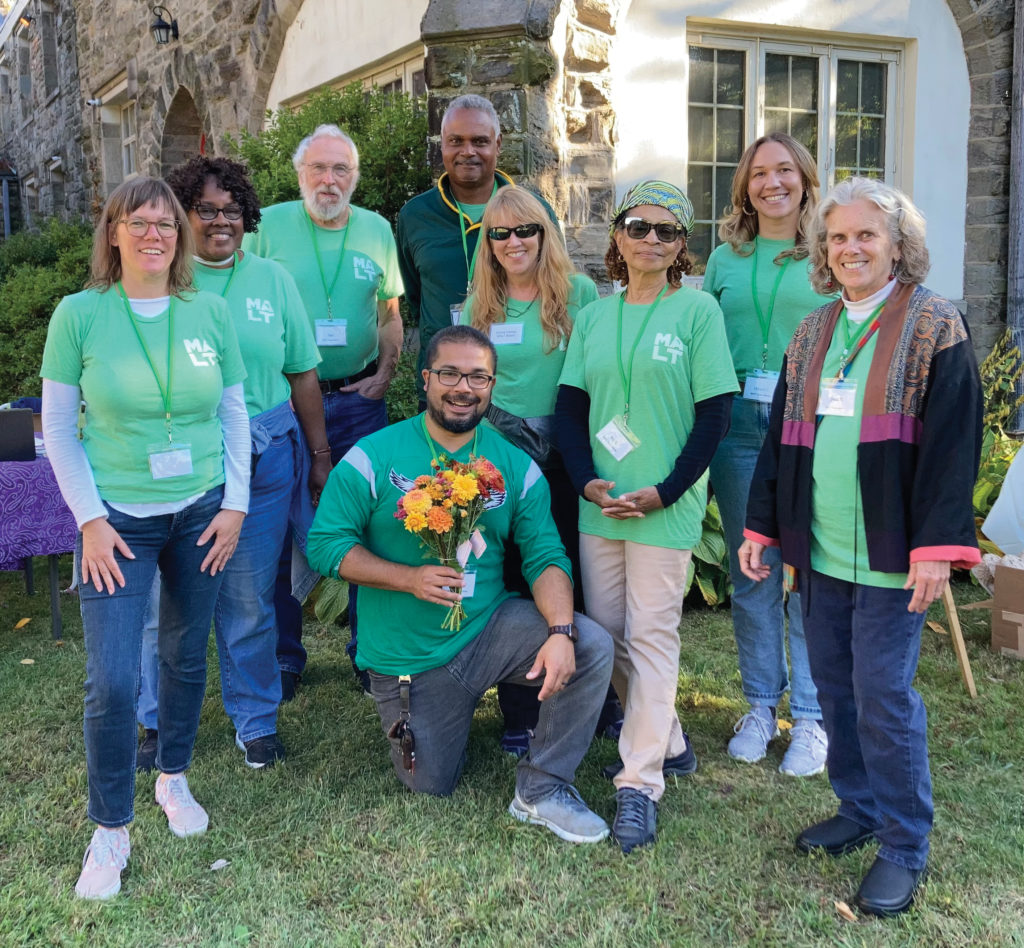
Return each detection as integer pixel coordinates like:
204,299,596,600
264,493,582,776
120,217,179,237
487,223,543,241
621,217,685,242
427,368,495,389
193,203,243,221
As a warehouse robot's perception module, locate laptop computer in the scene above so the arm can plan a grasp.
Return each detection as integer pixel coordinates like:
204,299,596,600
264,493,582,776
0,408,37,461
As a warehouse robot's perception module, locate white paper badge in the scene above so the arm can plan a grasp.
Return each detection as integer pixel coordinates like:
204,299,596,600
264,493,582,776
315,319,347,346
148,443,193,479
460,566,477,599
596,415,639,461
817,379,858,417
742,369,780,404
489,323,524,345
449,304,463,326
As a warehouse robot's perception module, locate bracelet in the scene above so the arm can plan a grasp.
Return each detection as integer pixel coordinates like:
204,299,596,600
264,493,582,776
310,447,332,457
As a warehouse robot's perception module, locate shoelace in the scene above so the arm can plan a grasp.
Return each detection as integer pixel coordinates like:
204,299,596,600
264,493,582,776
161,776,195,808
86,829,128,868
790,721,827,751
552,784,587,813
614,790,650,831
734,710,775,742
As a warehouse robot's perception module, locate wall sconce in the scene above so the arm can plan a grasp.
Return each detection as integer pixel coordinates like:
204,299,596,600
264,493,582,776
18,15,34,29
150,6,179,45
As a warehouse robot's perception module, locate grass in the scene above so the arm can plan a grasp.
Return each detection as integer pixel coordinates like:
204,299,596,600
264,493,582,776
1,559,1022,947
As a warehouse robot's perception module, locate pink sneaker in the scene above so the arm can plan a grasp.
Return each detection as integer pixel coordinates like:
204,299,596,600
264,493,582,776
155,772,209,837
75,826,130,900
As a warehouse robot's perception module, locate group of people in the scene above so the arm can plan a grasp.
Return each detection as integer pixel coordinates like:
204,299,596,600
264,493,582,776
40,93,983,920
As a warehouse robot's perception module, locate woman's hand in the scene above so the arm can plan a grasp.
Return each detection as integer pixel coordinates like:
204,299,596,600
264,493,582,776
738,539,771,583
583,478,644,519
197,509,246,575
80,517,135,594
904,560,950,613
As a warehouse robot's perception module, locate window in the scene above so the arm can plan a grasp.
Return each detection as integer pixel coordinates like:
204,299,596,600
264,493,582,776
96,71,139,195
120,101,137,179
17,36,30,123
686,31,901,263
41,9,59,97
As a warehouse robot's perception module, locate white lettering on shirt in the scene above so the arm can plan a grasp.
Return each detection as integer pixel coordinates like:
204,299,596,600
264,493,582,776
246,298,275,323
183,338,220,367
652,333,685,365
353,257,379,282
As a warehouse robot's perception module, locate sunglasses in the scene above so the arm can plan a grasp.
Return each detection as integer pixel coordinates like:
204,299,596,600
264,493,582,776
621,217,685,242
487,223,543,241
193,203,244,221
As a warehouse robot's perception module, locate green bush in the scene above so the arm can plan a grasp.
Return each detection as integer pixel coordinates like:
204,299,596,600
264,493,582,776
0,219,92,401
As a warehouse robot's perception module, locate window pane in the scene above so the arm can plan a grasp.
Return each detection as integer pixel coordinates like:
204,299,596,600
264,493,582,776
717,108,743,162
836,61,859,111
835,60,887,178
689,46,714,104
835,114,858,167
689,106,714,163
764,54,788,108
791,112,818,158
791,58,817,111
764,109,789,137
717,50,745,106
859,117,883,170
688,223,712,269
714,167,735,220
860,63,885,114
687,164,713,220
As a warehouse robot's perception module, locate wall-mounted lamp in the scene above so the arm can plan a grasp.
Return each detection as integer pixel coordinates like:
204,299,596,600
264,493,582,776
150,6,179,45
18,15,34,29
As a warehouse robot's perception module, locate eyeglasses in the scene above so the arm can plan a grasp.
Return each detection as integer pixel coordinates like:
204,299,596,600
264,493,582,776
193,203,243,221
120,218,179,237
621,217,685,242
427,368,495,389
487,223,543,241
304,162,355,179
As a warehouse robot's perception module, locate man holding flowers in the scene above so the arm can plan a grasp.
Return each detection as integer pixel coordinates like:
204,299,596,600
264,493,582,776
307,326,613,843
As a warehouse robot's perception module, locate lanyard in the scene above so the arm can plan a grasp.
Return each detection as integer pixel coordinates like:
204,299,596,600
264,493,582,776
750,245,791,369
456,181,498,292
304,208,350,319
421,412,478,466
116,283,176,442
197,251,239,298
835,303,885,380
616,285,668,424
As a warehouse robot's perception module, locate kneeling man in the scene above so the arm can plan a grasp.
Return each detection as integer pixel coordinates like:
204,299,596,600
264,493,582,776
308,326,612,842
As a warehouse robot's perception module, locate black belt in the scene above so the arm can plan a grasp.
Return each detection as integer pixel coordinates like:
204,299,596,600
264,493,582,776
319,360,377,394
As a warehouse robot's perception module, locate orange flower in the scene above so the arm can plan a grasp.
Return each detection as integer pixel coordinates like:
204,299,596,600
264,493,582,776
402,489,432,516
426,505,454,534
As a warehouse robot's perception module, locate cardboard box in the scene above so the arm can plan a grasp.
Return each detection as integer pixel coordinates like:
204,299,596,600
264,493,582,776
991,565,1024,660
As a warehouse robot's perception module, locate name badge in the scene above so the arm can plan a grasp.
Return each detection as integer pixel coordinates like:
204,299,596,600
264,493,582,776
444,565,476,599
449,304,463,326
148,443,193,479
490,323,524,346
817,379,858,417
315,319,347,346
742,369,779,404
596,415,640,461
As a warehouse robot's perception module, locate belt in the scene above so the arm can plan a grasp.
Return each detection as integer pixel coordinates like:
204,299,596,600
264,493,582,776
319,360,378,394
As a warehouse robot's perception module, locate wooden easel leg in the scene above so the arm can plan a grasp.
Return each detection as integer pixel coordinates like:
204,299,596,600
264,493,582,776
942,584,977,699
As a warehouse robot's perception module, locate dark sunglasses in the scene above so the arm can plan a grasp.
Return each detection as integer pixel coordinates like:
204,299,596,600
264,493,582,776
193,203,244,221
487,223,543,241
622,217,685,242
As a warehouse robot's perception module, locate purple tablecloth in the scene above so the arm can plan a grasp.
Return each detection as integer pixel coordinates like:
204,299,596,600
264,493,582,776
0,455,77,571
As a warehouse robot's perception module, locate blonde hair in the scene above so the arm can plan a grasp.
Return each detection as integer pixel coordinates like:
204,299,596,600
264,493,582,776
468,188,574,353
87,177,195,296
717,133,819,261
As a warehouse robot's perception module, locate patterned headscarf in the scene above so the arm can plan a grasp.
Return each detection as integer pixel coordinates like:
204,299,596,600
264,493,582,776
610,180,695,237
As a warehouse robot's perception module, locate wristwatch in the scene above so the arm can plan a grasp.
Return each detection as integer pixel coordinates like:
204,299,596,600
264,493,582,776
547,623,579,643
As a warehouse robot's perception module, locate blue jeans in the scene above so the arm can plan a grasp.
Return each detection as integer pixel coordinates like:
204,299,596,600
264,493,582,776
276,388,387,675
366,599,613,798
709,396,820,718
802,570,932,870
78,486,225,827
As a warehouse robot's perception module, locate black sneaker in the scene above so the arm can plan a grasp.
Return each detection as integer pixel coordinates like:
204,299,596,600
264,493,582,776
500,728,534,759
595,690,624,740
136,728,158,773
235,733,286,769
602,733,698,780
280,671,300,703
612,787,657,854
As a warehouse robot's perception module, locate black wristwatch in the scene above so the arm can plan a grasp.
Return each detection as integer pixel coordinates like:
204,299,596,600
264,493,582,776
547,623,579,643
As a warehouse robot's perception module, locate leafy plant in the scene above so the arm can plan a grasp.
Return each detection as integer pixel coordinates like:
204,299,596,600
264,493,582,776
686,496,731,607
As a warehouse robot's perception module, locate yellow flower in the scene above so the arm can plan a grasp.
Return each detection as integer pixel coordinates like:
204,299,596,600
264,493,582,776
450,473,479,504
402,489,432,516
403,511,427,533
441,469,457,482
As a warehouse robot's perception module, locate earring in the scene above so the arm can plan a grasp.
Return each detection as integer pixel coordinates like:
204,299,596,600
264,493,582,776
825,273,835,291
742,197,757,217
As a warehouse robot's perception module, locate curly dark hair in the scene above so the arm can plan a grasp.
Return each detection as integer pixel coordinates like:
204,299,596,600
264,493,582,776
165,156,262,233
604,235,693,287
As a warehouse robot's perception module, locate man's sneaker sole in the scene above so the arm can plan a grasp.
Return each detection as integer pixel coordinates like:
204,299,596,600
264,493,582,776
508,797,610,844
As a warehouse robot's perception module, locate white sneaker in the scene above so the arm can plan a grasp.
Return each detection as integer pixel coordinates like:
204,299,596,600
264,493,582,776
780,718,828,777
155,772,209,837
75,825,130,900
727,705,779,762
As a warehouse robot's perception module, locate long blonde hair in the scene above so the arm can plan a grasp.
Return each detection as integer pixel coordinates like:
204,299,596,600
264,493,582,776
717,132,819,261
469,188,574,353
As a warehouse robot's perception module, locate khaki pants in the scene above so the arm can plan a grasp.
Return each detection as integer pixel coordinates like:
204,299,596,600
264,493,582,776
580,533,691,800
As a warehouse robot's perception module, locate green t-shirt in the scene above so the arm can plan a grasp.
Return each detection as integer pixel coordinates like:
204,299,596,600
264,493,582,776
703,237,834,381
558,288,738,549
40,287,247,503
243,201,404,381
306,416,571,675
460,273,600,417
810,322,906,588
193,252,320,418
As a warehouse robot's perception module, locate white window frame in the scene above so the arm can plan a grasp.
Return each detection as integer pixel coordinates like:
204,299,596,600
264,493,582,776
120,100,137,180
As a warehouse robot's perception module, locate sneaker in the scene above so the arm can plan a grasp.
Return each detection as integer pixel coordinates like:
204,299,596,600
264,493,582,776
136,728,158,774
280,671,300,703
155,772,209,838
508,785,609,844
235,733,286,769
612,787,657,854
499,728,534,759
74,826,130,900
780,718,828,777
728,705,779,763
602,733,698,780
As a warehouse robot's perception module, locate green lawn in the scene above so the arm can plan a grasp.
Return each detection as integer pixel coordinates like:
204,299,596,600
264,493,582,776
1,558,1022,947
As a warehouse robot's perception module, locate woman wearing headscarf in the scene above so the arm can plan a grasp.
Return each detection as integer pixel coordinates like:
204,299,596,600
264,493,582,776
556,181,737,853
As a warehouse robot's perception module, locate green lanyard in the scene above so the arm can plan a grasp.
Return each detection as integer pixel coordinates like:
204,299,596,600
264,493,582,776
304,208,350,319
616,285,668,424
197,251,239,298
750,244,791,369
836,302,885,379
116,283,176,443
421,412,478,465
456,181,498,293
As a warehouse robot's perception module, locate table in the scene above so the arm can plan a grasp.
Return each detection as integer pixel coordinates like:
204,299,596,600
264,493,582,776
0,452,77,639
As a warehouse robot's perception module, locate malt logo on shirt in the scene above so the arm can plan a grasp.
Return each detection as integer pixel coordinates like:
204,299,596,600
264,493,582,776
352,256,379,282
247,298,276,323
652,332,685,365
183,338,220,367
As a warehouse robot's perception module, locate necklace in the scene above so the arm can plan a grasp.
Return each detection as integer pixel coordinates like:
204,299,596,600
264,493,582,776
505,289,539,318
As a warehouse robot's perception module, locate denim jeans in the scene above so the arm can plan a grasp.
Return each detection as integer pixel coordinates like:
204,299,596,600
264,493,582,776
78,486,225,827
802,570,932,870
367,598,613,798
276,388,387,675
709,396,820,718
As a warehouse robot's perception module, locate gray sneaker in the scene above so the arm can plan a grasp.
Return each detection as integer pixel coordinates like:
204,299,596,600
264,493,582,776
508,785,609,844
612,787,657,854
780,718,828,777
728,705,779,763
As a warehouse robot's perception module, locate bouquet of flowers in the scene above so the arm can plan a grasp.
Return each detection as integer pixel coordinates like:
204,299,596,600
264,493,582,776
395,454,505,631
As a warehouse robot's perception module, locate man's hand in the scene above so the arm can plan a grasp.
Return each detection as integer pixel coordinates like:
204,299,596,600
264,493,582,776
526,634,576,701
583,478,644,519
738,539,771,582
309,454,332,505
904,560,950,613
338,372,390,400
404,563,464,606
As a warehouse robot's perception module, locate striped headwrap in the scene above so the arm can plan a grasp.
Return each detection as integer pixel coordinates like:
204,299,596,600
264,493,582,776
610,180,695,237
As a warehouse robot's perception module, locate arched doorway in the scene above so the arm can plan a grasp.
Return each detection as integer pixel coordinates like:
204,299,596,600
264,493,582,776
160,88,203,177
